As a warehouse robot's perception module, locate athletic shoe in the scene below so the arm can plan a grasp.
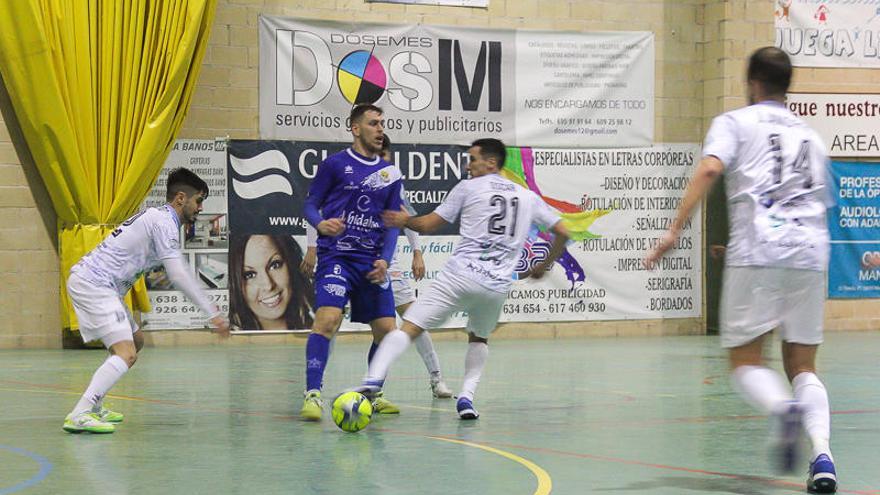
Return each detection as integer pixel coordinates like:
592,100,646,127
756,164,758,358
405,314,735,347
350,383,382,400
63,412,115,434
773,402,803,474
430,375,453,399
457,397,479,420
96,407,124,423
371,391,400,414
807,454,837,493
300,390,323,421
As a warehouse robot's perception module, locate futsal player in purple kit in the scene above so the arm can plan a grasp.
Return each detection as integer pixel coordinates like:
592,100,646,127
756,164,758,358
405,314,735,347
299,104,403,420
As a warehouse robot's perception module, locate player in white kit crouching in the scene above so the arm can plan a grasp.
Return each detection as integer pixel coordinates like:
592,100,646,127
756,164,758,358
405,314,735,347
647,48,837,493
353,138,570,419
63,168,230,434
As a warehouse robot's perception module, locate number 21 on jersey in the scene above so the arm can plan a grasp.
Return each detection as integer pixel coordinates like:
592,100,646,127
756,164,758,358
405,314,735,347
488,194,519,237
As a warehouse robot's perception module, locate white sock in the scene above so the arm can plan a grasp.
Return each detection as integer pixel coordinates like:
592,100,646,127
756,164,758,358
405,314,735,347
414,331,441,376
458,342,488,401
72,355,129,416
364,329,411,385
731,365,792,415
792,372,832,461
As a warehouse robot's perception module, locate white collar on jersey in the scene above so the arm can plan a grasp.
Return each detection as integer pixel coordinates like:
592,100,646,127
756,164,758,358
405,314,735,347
346,148,381,166
756,99,785,109
163,203,181,229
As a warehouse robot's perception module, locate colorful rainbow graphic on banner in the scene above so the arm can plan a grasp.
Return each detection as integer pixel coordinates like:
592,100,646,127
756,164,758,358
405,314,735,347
503,147,611,286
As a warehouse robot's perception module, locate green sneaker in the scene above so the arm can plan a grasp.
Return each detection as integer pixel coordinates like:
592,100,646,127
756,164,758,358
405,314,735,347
96,407,124,423
371,391,400,414
63,412,115,434
300,390,323,421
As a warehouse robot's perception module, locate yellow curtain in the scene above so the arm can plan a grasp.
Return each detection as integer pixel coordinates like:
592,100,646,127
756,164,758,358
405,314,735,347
0,0,216,330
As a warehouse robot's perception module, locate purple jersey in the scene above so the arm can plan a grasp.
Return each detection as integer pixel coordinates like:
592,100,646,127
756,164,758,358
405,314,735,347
304,148,403,262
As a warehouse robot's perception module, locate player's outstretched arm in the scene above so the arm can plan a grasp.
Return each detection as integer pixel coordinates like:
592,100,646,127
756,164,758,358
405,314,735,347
382,208,448,234
163,256,230,337
527,221,571,280
645,155,723,270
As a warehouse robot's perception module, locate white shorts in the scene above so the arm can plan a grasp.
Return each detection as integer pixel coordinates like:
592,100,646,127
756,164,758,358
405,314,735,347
403,270,506,339
67,271,137,345
720,266,825,348
388,259,415,307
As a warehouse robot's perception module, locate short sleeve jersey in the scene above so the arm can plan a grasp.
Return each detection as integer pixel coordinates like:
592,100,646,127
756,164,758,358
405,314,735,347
435,174,560,292
306,148,403,261
72,205,182,295
702,100,831,271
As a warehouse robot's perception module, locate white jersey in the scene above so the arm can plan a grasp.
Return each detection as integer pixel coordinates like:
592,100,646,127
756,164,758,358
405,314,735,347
703,101,832,271
435,174,560,292
72,205,182,296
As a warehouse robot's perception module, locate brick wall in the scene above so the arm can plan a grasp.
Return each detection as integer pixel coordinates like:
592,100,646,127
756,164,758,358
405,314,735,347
0,78,60,348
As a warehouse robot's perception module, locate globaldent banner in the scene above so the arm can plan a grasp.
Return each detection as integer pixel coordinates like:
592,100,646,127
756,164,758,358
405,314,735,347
259,16,654,147
775,0,880,68
827,161,880,298
225,141,701,332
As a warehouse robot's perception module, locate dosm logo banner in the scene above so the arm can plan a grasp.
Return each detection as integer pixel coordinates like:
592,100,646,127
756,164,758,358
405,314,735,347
259,16,653,148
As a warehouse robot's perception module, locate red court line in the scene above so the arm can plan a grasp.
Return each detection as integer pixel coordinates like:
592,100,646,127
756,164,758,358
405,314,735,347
0,379,297,421
477,440,880,495
378,428,876,495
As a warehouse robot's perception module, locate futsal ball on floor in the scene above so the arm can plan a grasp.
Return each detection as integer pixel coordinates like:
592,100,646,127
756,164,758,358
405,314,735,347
332,392,373,432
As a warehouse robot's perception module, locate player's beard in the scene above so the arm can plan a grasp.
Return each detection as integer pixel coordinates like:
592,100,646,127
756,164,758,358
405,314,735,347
359,135,383,156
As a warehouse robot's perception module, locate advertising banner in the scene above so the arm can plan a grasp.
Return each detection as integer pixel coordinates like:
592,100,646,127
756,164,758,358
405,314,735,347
827,160,880,298
226,140,701,332
787,93,880,157
259,16,653,147
141,139,230,330
775,0,880,67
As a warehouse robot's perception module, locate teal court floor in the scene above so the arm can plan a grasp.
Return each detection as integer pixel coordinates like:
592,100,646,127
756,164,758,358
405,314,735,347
2,332,879,495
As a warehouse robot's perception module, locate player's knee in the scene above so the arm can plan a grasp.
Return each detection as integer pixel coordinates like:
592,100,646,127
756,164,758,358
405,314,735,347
312,320,339,338
133,332,145,352
785,364,816,382
114,349,137,368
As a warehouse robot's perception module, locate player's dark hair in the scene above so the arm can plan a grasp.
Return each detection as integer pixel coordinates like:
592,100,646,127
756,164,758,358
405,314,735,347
229,234,315,331
350,104,383,125
166,168,209,201
747,46,792,97
471,138,506,170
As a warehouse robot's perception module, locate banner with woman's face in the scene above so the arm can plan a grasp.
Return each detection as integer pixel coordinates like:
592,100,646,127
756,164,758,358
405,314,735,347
225,140,467,331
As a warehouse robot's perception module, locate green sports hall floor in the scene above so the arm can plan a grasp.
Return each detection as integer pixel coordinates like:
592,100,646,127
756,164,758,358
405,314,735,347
1,332,878,495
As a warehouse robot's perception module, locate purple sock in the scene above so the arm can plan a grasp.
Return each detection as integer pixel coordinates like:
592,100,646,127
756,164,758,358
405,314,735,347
305,333,331,391
367,342,378,365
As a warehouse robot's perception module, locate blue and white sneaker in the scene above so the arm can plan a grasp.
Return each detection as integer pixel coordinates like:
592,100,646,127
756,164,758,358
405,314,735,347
456,397,479,420
773,402,803,474
807,454,837,493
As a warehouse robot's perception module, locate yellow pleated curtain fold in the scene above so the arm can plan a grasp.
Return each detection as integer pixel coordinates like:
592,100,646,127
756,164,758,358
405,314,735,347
0,0,216,330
